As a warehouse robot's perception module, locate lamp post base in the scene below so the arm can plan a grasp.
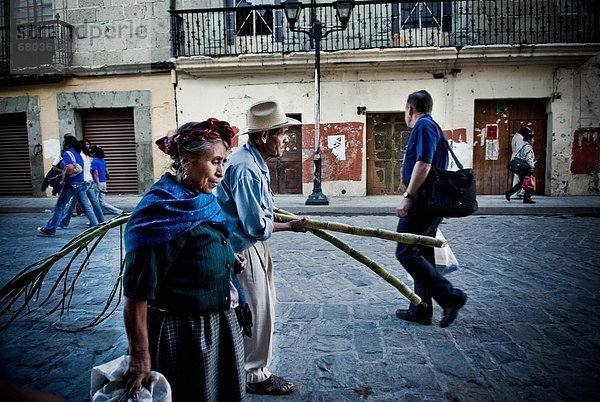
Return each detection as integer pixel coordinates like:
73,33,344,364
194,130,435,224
305,191,329,205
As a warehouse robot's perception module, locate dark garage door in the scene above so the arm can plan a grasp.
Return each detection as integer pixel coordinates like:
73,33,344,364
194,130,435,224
80,108,139,194
0,113,32,195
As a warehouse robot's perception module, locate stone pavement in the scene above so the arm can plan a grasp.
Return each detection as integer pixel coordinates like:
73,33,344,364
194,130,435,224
0,212,599,401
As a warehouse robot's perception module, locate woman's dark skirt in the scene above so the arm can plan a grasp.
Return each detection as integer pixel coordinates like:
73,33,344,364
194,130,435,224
147,307,245,401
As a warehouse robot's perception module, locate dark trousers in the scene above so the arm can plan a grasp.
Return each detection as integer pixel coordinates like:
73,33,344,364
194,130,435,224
507,171,532,201
395,210,464,313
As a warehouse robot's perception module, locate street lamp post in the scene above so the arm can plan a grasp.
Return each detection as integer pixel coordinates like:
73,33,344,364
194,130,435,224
283,0,354,206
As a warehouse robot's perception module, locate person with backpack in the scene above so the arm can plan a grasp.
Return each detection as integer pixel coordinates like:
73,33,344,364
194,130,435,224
37,135,99,236
59,139,106,228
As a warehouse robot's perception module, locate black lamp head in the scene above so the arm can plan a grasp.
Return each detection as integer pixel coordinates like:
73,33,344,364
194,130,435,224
335,0,354,28
283,0,302,29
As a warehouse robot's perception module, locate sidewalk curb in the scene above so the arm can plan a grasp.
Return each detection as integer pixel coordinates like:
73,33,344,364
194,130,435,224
1,195,599,216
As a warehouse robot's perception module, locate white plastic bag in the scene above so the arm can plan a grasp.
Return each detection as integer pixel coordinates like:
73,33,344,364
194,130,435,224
90,355,172,402
434,229,460,276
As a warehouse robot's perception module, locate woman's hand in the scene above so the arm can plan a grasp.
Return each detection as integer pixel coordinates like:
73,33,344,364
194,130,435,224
123,297,151,397
124,351,152,397
234,253,247,274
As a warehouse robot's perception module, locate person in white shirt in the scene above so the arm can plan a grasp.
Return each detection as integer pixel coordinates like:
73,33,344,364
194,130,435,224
510,127,528,199
505,127,536,204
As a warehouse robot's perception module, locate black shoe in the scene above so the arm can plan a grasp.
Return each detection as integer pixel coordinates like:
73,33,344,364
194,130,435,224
523,199,536,204
37,227,55,237
396,309,432,325
440,294,467,328
504,191,511,202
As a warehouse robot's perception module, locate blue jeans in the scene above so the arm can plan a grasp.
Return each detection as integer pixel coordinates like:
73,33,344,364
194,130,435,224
42,181,99,234
395,209,464,312
60,181,105,227
96,182,123,215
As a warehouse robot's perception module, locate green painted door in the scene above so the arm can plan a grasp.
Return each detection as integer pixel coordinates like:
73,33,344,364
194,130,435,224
366,113,409,195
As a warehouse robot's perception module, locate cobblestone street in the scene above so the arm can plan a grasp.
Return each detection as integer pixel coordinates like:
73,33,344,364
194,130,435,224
0,213,599,401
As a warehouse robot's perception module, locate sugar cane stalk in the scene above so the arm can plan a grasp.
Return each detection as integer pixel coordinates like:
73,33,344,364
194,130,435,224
275,208,422,306
0,214,130,332
276,212,445,248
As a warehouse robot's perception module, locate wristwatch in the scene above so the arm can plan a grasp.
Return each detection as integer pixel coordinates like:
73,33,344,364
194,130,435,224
403,191,414,200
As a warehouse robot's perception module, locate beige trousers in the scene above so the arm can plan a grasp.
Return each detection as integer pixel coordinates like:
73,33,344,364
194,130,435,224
238,241,276,383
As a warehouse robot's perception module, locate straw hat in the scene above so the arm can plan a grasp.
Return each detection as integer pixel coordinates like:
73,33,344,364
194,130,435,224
237,100,301,135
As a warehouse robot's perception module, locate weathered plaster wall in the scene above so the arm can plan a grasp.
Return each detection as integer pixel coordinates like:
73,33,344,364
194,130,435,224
176,55,600,196
565,55,600,195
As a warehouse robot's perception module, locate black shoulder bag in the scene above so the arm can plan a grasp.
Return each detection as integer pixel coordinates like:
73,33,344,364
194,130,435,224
507,144,531,174
415,140,478,218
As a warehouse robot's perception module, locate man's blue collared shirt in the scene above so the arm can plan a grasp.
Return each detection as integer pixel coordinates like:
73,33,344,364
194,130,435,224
402,114,449,186
216,141,274,252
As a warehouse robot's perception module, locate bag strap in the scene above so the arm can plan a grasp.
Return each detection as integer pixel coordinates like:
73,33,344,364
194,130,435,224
514,144,528,159
65,150,77,165
443,141,464,170
431,120,464,170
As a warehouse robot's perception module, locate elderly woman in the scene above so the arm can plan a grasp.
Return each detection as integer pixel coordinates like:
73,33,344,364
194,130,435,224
122,119,246,401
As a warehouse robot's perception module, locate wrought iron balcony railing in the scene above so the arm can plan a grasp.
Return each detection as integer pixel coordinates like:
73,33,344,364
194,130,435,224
170,0,600,58
0,19,73,75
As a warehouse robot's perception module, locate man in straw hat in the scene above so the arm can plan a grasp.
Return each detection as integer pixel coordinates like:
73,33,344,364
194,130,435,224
217,100,306,395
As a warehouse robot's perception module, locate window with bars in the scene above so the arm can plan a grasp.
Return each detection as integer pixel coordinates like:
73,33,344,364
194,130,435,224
236,8,274,36
11,0,54,24
400,2,451,31
232,0,277,37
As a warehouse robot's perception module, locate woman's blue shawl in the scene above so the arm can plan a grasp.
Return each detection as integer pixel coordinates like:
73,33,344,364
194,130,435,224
125,173,230,253
124,173,246,308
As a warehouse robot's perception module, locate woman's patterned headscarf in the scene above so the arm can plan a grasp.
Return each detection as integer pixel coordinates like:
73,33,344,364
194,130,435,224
156,118,236,155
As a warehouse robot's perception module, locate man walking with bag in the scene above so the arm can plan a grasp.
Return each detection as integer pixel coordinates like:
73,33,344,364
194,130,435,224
394,90,467,328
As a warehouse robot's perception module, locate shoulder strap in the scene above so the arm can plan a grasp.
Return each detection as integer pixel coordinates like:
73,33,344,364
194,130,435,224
65,150,76,164
515,144,528,158
444,141,464,170
431,120,464,170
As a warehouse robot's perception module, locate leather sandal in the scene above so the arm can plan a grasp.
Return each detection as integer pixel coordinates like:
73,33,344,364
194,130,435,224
246,374,294,395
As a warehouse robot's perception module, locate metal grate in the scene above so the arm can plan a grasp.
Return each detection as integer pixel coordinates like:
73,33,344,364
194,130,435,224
0,113,32,195
81,108,139,195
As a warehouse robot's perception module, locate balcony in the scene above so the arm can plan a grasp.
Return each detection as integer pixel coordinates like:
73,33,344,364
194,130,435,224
0,19,73,76
170,0,600,58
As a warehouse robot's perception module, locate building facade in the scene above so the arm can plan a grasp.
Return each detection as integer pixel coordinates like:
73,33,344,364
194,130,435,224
172,0,600,197
0,0,176,196
1,0,599,197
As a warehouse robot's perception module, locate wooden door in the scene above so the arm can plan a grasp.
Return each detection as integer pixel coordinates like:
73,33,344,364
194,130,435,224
473,99,547,195
267,114,302,194
366,113,410,195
